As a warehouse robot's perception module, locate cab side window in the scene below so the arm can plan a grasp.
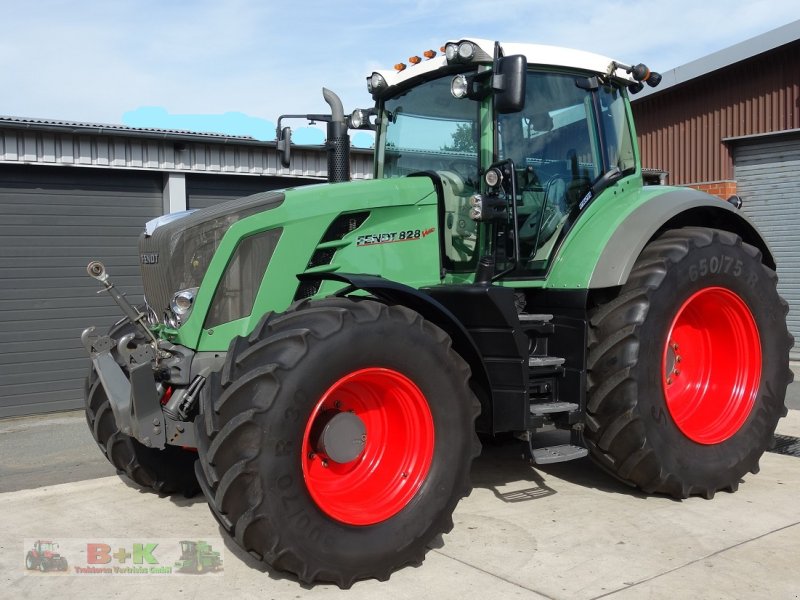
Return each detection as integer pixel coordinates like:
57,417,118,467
498,71,601,271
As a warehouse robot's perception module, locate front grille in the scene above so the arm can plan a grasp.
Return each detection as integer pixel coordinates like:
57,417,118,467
140,190,285,321
139,234,174,319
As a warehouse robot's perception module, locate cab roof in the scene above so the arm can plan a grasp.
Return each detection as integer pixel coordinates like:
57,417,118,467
372,38,634,90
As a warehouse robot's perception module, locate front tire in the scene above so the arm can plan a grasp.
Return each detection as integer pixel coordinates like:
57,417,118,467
586,227,792,498
194,298,481,587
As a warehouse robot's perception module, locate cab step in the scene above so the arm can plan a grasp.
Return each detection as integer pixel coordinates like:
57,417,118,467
518,313,554,322
528,356,565,368
530,401,579,415
531,444,588,465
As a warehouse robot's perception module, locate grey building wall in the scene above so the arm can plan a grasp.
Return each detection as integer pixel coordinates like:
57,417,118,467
0,117,374,181
0,165,163,417
735,133,800,359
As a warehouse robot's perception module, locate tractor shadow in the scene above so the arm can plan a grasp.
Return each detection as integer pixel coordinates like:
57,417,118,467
471,430,652,501
116,474,208,506
214,527,387,590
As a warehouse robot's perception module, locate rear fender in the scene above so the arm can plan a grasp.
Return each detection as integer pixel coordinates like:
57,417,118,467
591,189,774,288
549,186,774,289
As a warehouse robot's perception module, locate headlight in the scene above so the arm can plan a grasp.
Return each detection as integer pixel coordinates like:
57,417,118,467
451,74,469,99
170,287,198,324
348,109,365,129
469,193,506,222
484,168,503,187
367,72,387,94
469,194,483,220
458,41,475,61
445,41,476,64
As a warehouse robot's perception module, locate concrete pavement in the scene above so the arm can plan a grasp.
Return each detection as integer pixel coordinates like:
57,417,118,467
1,410,799,598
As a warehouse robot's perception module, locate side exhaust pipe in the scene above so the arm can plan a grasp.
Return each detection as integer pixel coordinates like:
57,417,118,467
322,88,350,183
276,88,351,183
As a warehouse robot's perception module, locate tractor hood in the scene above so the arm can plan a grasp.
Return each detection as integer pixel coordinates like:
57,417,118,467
171,176,441,350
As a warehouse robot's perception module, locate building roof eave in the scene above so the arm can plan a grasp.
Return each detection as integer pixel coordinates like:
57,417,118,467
632,19,800,101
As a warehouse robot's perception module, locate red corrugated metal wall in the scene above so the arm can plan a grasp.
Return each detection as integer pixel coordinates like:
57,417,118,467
632,40,800,185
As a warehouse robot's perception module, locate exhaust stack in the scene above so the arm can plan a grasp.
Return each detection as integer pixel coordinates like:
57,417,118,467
322,88,350,183
276,89,351,183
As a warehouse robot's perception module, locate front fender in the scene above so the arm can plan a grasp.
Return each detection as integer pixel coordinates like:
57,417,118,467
296,272,491,398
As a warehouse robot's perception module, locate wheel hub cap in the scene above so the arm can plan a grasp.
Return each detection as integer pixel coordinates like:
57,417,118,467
317,411,366,464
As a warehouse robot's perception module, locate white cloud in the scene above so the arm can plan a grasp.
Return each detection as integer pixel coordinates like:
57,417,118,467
0,1,796,138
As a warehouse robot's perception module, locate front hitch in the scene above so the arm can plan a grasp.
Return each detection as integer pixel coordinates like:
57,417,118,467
81,327,167,449
82,261,210,449
83,261,169,449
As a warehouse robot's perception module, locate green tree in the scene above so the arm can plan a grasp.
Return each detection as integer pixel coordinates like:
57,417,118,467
441,123,477,153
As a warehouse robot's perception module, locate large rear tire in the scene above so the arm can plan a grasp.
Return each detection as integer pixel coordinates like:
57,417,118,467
84,319,200,496
194,298,481,587
585,227,792,498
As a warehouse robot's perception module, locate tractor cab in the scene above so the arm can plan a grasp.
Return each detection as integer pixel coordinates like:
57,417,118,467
35,540,58,555
358,39,651,282
178,541,196,556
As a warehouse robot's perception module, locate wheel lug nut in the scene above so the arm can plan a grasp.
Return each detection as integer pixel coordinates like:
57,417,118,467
401,472,408,478
308,452,316,460
675,355,681,363
334,401,341,409
321,460,329,468
667,377,673,385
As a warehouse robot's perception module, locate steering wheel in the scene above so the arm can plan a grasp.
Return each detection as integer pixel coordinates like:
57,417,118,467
519,176,566,243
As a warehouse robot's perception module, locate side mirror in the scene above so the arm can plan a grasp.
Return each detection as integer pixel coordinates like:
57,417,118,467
494,55,527,114
276,126,292,168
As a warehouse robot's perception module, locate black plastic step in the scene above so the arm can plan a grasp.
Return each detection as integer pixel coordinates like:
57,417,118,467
528,356,565,368
518,313,554,322
530,401,579,415
531,444,588,464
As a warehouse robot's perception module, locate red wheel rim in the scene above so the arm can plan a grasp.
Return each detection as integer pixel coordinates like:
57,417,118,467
662,287,761,444
301,367,434,526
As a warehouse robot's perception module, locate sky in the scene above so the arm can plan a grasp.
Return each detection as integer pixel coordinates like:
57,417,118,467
1,1,798,146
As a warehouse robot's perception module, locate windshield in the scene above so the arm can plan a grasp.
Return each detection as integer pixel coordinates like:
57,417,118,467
378,75,482,270
379,75,480,184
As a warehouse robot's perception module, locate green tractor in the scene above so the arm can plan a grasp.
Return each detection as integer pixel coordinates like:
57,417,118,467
82,38,792,587
174,540,222,573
